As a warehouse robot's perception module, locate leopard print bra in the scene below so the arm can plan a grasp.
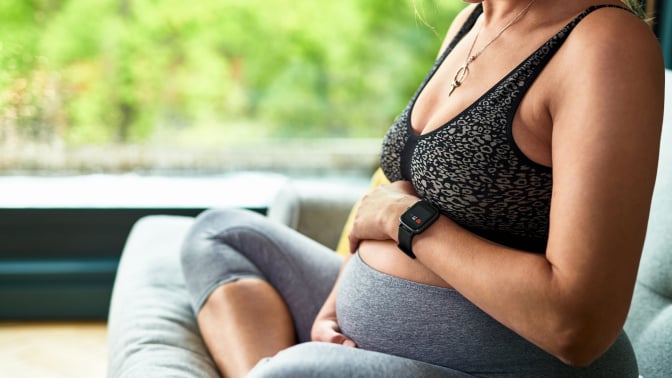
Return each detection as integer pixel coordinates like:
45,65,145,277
380,4,627,253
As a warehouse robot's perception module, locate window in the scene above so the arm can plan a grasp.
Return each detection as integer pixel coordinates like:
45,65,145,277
0,0,465,320
1,0,465,176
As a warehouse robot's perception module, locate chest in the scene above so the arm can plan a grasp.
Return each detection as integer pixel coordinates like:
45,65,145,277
378,49,555,242
410,43,554,168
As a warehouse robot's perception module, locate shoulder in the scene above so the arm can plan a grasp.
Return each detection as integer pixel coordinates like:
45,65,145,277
550,6,664,121
560,6,663,89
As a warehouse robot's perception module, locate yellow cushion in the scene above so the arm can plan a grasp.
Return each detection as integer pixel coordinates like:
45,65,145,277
335,167,390,256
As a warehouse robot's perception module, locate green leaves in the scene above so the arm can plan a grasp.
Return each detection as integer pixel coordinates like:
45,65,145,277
1,0,464,147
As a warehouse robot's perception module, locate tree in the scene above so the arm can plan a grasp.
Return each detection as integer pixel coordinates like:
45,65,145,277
1,0,465,148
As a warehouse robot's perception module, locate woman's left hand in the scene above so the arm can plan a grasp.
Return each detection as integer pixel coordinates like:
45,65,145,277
348,180,419,253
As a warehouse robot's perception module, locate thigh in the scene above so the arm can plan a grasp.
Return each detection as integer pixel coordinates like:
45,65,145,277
181,208,343,341
247,342,475,378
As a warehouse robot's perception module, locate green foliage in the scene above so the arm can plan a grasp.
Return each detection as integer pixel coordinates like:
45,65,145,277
0,0,465,147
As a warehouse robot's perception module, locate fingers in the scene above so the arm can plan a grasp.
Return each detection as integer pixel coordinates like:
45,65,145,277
311,321,357,347
326,331,357,348
348,232,359,254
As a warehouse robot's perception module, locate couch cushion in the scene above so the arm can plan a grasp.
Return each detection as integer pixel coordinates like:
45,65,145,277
269,179,367,251
107,215,219,378
636,123,672,296
623,70,672,378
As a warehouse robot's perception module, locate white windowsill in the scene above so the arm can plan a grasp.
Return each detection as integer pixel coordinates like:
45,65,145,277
0,172,291,209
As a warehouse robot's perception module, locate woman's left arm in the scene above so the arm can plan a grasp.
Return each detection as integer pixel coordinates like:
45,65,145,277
350,14,665,367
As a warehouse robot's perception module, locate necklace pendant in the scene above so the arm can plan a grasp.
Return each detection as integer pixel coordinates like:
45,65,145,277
449,64,470,97
449,0,537,97
448,81,459,97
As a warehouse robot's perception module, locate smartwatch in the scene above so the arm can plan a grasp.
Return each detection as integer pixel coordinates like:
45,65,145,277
397,199,440,259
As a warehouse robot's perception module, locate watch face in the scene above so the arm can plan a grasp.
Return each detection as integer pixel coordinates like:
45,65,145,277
401,201,438,231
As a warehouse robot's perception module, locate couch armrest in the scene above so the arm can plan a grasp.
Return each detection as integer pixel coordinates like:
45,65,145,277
108,177,367,377
107,215,219,378
267,179,366,250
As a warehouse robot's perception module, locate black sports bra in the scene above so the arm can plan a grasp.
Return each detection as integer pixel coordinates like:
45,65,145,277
379,4,629,253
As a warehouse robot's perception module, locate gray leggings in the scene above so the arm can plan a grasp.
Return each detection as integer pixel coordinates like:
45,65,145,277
180,208,638,377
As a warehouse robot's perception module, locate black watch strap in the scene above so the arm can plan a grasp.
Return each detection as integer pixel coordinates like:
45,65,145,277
397,224,416,259
397,200,439,259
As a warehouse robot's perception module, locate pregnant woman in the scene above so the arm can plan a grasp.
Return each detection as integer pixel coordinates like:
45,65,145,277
180,0,664,376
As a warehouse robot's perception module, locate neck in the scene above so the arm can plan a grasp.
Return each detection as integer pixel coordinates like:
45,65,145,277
480,0,538,27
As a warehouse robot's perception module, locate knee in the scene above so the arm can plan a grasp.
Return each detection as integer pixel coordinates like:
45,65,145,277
247,343,464,378
191,207,261,238
179,208,268,312
248,343,344,378
180,208,260,264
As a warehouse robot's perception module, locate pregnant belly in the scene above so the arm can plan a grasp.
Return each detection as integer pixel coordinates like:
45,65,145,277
335,253,611,374
358,239,453,289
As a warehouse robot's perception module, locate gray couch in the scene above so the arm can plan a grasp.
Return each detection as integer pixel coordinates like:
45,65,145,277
107,75,672,378
106,181,366,377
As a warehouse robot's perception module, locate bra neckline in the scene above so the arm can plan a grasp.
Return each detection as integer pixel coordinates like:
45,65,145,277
406,4,630,141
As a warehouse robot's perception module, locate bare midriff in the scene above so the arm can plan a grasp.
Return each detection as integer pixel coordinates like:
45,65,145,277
358,239,454,289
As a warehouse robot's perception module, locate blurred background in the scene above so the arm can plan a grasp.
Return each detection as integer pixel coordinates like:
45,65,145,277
0,1,663,377
0,0,465,177
0,0,469,330
2,5,468,376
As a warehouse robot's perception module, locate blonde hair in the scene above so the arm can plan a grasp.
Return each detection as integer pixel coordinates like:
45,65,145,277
412,0,440,37
620,0,650,21
413,1,651,29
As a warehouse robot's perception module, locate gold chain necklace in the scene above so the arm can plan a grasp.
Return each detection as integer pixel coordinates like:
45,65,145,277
448,0,537,96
